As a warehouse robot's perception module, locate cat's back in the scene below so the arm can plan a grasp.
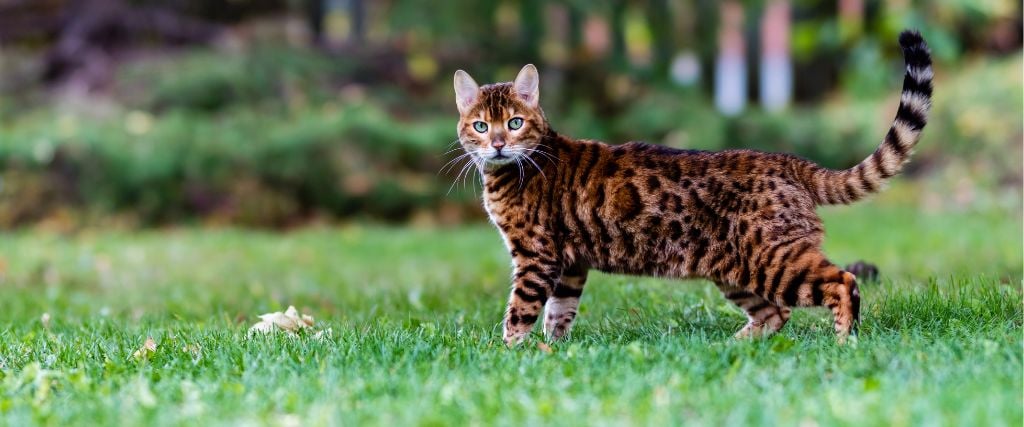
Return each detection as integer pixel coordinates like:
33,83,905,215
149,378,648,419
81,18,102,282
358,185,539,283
582,141,815,209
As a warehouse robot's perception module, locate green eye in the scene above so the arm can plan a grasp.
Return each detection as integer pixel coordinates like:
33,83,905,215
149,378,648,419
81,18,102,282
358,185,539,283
472,121,488,133
508,117,524,130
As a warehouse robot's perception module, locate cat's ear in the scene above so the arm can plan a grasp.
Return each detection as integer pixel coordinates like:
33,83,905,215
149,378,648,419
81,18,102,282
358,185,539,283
454,70,480,114
513,64,540,108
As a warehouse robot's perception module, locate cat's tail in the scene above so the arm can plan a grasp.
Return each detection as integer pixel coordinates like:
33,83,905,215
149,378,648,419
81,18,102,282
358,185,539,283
801,30,933,205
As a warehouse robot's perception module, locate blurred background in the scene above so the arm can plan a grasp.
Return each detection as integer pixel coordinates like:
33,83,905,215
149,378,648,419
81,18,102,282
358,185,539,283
0,0,1020,230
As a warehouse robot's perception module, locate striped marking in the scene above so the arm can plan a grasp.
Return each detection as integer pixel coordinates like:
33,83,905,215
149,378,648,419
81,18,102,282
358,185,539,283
906,65,933,83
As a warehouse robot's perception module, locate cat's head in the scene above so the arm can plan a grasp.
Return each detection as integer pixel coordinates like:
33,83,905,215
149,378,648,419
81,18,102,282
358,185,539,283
453,64,549,167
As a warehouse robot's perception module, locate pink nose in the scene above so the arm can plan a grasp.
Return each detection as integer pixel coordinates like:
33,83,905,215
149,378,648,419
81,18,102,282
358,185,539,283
491,140,506,150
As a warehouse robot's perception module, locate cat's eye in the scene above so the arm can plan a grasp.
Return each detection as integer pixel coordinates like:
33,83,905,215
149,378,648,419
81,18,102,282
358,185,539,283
508,117,524,130
472,121,488,133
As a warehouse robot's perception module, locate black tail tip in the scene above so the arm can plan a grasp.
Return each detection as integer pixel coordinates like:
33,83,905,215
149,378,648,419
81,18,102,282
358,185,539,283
898,30,926,49
898,30,931,66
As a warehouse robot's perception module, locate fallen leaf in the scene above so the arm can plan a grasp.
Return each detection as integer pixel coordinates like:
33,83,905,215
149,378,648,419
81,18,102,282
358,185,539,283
248,306,319,338
313,328,333,341
132,337,157,359
182,343,202,356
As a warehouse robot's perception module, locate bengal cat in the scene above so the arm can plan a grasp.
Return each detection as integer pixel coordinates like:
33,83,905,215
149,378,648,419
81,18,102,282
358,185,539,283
451,31,932,345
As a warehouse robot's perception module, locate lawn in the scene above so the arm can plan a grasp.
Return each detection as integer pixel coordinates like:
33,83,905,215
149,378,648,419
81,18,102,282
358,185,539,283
0,202,1021,426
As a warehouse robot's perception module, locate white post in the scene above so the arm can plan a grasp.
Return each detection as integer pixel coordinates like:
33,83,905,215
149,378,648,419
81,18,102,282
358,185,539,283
760,0,792,112
714,1,746,116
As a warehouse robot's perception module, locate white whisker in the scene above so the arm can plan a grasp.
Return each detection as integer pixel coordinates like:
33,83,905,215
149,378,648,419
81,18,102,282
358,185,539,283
438,152,474,175
521,151,547,181
525,147,558,165
447,154,478,196
515,156,525,190
532,144,562,161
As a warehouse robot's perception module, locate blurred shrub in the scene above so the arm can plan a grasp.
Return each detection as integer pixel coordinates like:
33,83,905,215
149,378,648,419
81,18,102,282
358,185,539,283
0,100,471,228
121,45,344,112
0,44,1019,228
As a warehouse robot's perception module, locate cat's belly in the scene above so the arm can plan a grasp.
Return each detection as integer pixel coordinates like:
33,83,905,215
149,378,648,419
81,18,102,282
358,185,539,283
571,228,703,280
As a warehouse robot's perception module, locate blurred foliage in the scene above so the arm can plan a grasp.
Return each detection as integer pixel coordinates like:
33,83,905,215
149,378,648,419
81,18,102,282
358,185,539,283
0,37,1019,228
0,1,1020,228
0,107,465,227
0,46,469,228
124,46,344,112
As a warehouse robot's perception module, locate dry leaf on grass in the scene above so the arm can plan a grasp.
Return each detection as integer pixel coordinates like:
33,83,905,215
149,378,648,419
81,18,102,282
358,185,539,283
313,328,333,341
248,306,325,339
132,337,157,359
182,343,202,357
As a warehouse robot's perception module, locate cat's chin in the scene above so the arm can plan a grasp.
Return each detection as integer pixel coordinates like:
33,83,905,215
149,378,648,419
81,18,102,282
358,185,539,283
481,154,518,167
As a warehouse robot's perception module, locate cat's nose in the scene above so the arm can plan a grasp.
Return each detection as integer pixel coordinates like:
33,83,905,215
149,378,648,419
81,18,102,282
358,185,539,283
491,139,506,150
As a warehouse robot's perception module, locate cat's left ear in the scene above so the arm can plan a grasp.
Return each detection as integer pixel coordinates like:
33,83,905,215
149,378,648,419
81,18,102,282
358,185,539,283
514,64,540,108
454,70,480,114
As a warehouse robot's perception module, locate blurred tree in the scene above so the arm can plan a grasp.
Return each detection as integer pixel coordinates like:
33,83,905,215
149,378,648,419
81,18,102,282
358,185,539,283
305,0,324,46
666,1,702,88
609,0,628,71
520,0,544,61
693,0,719,94
567,1,584,55
837,0,864,43
349,0,366,44
645,0,672,81
791,0,840,102
40,0,220,87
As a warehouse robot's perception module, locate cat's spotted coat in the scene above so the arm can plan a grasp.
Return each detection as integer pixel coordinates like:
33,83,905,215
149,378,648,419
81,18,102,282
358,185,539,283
451,31,932,345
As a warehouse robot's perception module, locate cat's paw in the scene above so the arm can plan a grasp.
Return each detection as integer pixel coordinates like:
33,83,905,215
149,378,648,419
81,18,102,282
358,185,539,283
543,311,576,341
733,322,763,339
502,324,530,347
734,315,787,339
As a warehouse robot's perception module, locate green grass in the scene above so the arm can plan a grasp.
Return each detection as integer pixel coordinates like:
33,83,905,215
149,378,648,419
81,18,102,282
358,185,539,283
0,203,1021,426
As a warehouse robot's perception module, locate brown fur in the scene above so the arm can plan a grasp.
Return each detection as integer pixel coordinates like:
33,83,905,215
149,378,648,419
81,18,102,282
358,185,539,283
453,32,932,345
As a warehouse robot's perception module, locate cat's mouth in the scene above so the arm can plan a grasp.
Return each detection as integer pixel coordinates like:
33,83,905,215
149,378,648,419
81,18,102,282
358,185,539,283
478,150,518,165
487,154,517,165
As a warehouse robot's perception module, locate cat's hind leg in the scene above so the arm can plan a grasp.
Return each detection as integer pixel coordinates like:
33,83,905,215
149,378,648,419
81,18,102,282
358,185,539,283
762,249,861,342
719,284,791,338
543,265,588,341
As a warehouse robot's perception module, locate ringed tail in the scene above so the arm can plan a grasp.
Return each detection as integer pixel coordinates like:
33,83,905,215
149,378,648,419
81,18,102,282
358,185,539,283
803,30,933,205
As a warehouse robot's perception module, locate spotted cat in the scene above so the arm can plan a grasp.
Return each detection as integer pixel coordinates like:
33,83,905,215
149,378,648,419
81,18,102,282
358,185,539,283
451,31,932,345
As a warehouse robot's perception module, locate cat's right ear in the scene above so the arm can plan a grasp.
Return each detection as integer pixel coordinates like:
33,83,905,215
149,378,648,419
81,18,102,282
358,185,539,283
454,70,480,114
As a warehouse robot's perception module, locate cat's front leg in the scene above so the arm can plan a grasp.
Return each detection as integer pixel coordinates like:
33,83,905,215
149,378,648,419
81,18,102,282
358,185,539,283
544,263,588,341
503,248,561,346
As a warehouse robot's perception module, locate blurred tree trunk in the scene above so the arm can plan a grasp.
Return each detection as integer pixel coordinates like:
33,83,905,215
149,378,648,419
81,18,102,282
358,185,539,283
838,0,864,43
646,0,672,81
350,0,366,44
305,0,324,46
693,0,718,95
760,0,791,111
665,0,701,87
41,0,219,87
714,0,746,116
0,0,65,43
609,0,628,71
520,0,543,60
568,2,584,55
